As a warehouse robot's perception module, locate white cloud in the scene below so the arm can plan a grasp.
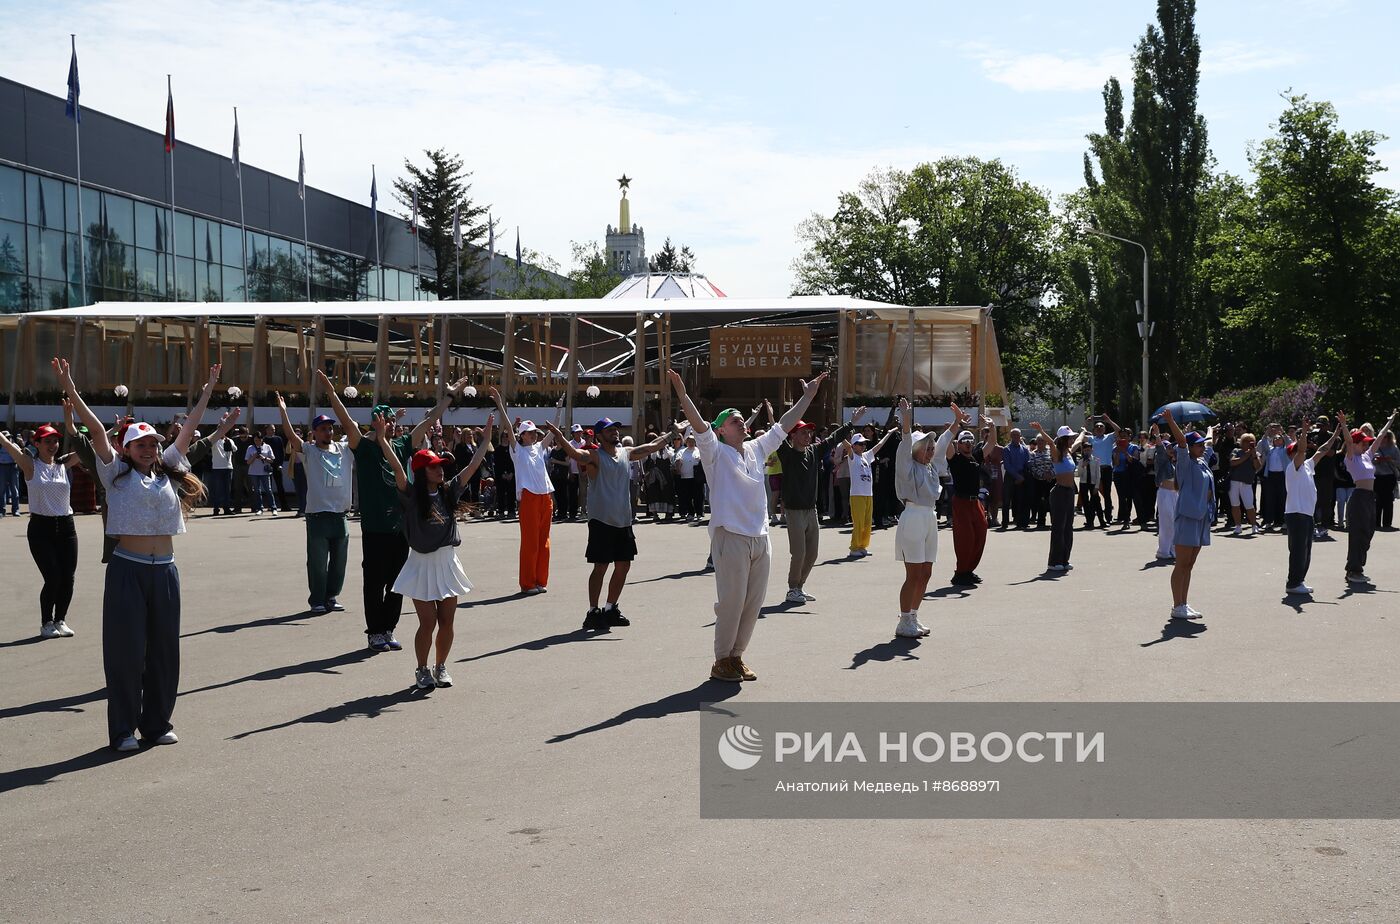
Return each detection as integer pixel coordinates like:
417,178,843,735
1203,41,1303,76
961,43,1129,93
2,1,1089,296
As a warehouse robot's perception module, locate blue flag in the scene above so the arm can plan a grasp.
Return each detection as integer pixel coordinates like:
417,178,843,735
370,167,378,209
65,37,80,122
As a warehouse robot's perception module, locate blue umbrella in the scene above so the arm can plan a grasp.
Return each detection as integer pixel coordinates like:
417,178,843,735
1152,401,1216,424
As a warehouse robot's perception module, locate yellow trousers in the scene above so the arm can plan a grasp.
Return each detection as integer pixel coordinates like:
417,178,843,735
849,495,873,551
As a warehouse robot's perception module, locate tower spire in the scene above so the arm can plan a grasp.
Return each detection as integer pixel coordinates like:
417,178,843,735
617,174,632,231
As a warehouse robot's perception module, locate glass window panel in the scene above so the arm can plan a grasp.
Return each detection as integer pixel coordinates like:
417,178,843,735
197,261,222,301
195,218,220,264
103,192,134,245
221,223,243,268
101,240,133,290
289,241,305,278
175,257,194,301
0,165,22,222
246,231,269,272
174,211,194,259
367,265,381,299
38,177,65,230
223,266,245,301
0,219,24,271
80,186,102,237
65,182,79,232
135,201,159,250
136,247,160,295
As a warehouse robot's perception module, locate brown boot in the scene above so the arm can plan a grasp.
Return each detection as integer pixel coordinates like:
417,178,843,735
710,657,742,682
733,657,757,681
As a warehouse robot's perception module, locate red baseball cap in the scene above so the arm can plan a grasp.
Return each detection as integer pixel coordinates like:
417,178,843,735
1351,429,1374,445
34,425,61,440
410,449,448,471
792,420,816,432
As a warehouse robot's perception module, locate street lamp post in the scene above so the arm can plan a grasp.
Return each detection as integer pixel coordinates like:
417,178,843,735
1087,227,1151,429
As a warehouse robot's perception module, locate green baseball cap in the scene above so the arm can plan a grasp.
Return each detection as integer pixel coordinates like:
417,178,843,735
371,403,396,420
711,408,742,430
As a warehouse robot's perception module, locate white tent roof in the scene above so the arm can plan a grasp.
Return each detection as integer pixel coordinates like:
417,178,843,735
10,297,988,321
604,272,729,299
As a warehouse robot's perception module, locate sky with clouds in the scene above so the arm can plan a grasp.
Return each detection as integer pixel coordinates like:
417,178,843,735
2,0,1396,295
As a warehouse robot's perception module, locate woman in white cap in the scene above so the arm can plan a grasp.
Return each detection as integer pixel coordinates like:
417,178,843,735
0,419,83,638
845,423,894,559
1029,422,1086,572
374,412,494,690
893,397,953,638
53,356,220,752
489,387,561,595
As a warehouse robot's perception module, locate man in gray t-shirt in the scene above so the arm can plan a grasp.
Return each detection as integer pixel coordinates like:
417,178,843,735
277,394,354,613
547,419,672,631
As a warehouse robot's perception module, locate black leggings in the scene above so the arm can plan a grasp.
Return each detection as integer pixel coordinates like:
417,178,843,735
1048,484,1076,567
28,514,78,625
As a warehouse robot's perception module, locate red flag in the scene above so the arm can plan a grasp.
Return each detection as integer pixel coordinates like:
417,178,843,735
163,79,175,153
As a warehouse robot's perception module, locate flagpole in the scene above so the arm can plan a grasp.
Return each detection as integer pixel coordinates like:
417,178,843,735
487,212,494,300
166,75,176,301
234,107,247,301
69,35,87,308
372,165,383,301
300,134,310,302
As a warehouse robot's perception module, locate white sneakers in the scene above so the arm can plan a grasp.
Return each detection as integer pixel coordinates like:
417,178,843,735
433,664,453,687
115,734,139,753
1170,604,1205,621
55,621,74,636
895,613,930,638
1286,584,1313,595
153,731,178,745
41,623,60,638
415,667,435,690
785,588,807,604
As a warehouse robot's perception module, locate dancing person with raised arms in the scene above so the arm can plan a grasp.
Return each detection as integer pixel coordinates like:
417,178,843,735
488,387,563,595
545,417,674,631
277,389,354,617
777,405,862,599
892,396,953,638
668,367,827,683
1159,407,1214,621
54,357,220,752
0,416,83,638
374,411,494,689
1282,416,1340,595
1337,407,1398,587
944,403,988,587
322,370,472,648
1029,421,1086,573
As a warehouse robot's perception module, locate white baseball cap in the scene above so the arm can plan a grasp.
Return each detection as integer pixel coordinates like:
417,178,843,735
851,434,867,445
516,420,539,436
1056,425,1075,438
570,423,584,433
121,421,165,448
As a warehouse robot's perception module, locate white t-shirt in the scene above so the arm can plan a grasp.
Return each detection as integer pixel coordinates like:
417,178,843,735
510,440,554,497
211,438,235,470
245,443,273,476
568,438,586,475
27,458,73,517
1284,457,1317,516
695,423,787,539
97,445,189,537
849,449,876,498
675,446,701,479
301,440,354,514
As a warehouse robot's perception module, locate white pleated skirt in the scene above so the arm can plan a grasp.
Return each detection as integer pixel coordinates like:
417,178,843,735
392,545,474,602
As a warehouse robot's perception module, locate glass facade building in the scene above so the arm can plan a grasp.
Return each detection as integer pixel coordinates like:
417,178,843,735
0,76,437,313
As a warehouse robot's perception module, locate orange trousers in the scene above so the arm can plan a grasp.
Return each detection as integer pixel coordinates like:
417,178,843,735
518,490,553,591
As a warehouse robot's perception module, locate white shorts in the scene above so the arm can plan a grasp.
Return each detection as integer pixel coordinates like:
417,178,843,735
895,503,938,564
1228,480,1255,509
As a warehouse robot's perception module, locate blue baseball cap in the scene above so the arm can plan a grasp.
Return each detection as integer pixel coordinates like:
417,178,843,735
1184,431,1206,445
594,418,622,430
311,415,335,430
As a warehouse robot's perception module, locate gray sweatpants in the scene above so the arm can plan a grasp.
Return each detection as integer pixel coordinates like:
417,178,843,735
711,527,770,661
785,508,820,588
103,555,181,745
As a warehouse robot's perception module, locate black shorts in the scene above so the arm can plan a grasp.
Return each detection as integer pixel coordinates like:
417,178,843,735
586,520,637,563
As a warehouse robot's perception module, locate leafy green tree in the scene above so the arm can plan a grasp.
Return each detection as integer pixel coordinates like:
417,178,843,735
1082,0,1209,408
794,157,1064,402
1228,95,1398,416
393,149,491,299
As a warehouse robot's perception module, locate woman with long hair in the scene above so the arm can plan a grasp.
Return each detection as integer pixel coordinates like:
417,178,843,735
1029,422,1086,572
0,418,83,638
375,412,495,690
54,357,220,752
1160,408,1214,621
1337,408,1398,587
